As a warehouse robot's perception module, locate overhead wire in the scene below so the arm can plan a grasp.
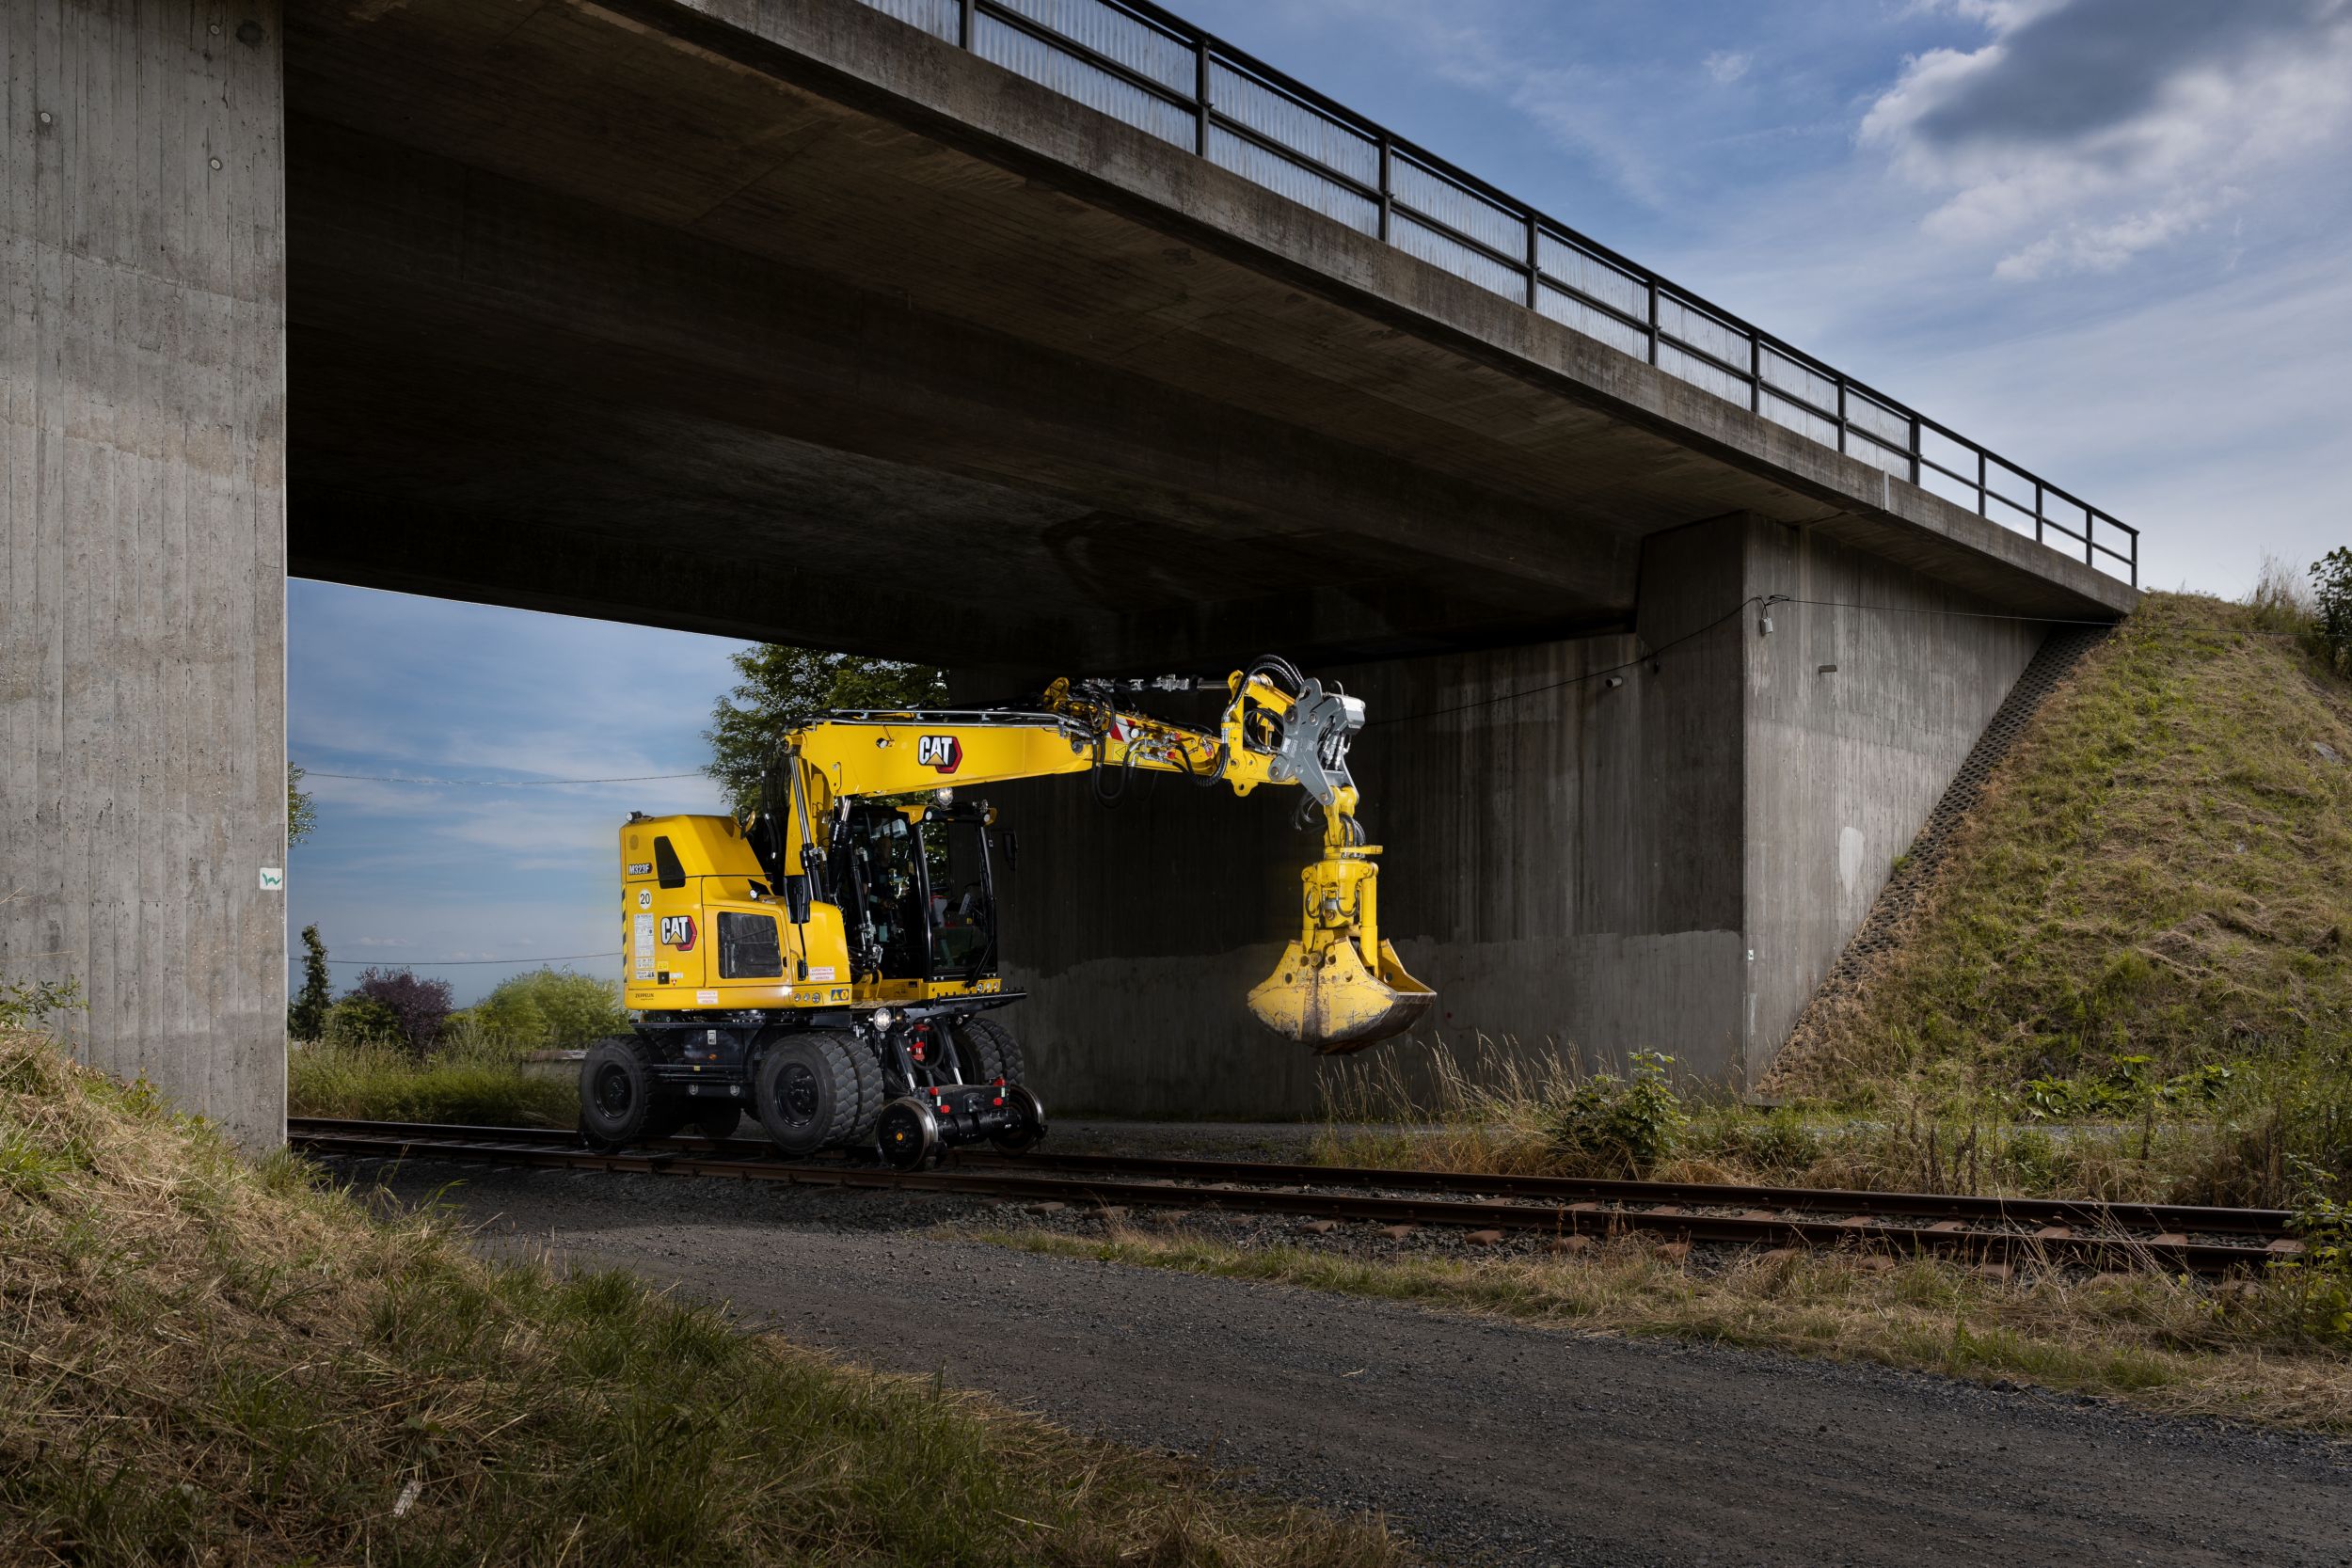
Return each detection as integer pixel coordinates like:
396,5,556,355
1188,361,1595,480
302,770,703,786
322,952,622,967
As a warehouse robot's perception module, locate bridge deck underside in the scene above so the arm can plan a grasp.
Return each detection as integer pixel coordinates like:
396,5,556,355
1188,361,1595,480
283,0,2128,670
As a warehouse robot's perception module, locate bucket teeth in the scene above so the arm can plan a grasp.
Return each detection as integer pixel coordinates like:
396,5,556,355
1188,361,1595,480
1248,936,1436,1054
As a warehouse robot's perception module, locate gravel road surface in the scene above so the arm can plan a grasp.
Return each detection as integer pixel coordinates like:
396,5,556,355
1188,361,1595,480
378,1164,2350,1568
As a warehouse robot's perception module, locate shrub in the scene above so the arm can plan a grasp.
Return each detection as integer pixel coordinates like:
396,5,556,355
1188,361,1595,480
288,925,332,1042
464,968,628,1052
342,968,453,1053
2314,546,2352,676
2276,1162,2352,1346
1548,1052,1686,1177
0,974,83,1033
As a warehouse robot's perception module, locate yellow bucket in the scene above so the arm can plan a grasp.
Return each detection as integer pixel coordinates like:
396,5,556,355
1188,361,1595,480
1248,935,1436,1054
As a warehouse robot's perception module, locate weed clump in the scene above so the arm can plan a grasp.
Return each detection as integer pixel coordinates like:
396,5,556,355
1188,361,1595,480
1546,1052,1686,1177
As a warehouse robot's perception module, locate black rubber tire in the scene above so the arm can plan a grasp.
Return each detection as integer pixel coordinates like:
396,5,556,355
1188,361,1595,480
579,1036,660,1149
691,1101,743,1141
954,1016,1026,1086
842,1037,885,1142
754,1031,860,1157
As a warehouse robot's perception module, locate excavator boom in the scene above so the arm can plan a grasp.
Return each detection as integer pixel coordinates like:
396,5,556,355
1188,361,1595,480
768,660,1433,1053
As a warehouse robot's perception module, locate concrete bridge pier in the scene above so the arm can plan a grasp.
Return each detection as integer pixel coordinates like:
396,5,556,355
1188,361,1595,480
1,0,288,1148
990,513,2043,1115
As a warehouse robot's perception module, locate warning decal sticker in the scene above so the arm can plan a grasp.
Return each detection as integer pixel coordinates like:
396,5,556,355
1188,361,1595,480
633,913,656,980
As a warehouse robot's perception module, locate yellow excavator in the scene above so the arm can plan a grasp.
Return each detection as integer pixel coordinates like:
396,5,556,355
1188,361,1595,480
580,657,1433,1165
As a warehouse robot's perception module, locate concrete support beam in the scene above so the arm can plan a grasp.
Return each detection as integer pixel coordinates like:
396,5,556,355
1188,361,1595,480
1,0,287,1147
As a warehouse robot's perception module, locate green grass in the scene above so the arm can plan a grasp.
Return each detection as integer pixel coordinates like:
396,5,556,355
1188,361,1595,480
983,1224,2352,1434
289,1037,580,1127
1776,592,2352,1111
1,1029,1402,1566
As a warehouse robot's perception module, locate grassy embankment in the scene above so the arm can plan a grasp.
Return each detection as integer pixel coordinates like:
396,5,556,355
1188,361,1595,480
0,1028,1400,1566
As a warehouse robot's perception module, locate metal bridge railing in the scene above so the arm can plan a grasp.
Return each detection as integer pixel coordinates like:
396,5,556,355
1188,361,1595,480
855,0,2141,588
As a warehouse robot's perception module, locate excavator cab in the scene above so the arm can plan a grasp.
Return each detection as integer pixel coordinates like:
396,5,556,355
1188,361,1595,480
834,800,1002,989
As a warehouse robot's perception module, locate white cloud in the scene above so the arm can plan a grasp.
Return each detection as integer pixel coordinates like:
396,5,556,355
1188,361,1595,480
1703,50,1751,85
1862,0,2352,279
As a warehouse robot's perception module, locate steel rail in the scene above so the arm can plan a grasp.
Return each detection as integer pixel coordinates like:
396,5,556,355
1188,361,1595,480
289,1118,2297,1275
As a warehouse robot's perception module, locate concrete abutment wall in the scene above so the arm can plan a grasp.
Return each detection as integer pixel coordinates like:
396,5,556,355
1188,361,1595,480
991,515,2042,1115
1,0,287,1148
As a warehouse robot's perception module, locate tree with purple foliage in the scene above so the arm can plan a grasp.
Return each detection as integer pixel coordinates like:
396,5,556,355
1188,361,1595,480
346,967,455,1053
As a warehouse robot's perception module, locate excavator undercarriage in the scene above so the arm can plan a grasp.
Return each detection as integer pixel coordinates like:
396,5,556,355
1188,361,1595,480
580,657,1433,1165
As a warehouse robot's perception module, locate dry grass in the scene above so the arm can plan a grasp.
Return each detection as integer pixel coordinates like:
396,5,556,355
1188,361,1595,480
1313,1033,2347,1210
988,1226,2352,1435
0,1028,1405,1567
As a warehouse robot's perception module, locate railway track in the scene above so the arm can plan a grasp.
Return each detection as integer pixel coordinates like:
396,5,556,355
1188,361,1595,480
288,1116,2302,1276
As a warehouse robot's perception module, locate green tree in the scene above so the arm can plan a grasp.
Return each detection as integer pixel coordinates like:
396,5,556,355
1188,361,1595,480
704,645,946,816
2313,546,2352,677
288,763,317,847
288,925,333,1041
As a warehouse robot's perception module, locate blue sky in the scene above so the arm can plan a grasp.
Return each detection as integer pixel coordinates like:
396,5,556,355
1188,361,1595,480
288,0,2352,1002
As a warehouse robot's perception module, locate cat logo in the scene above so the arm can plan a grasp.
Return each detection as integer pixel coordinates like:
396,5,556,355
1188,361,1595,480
915,734,962,774
660,914,696,951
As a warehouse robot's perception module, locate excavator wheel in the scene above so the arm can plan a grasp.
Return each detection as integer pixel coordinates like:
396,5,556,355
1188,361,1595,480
954,1016,1026,1087
754,1031,861,1157
843,1034,886,1143
579,1036,661,1151
690,1101,743,1142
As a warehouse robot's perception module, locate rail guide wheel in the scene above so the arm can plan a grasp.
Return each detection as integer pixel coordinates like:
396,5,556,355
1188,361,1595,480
876,1096,942,1170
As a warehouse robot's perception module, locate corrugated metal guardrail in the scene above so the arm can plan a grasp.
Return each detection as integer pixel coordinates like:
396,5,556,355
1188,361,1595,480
856,0,2140,587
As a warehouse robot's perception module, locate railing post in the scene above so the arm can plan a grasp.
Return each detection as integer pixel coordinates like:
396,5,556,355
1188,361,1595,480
2034,482,2044,546
1908,417,1921,487
1836,383,1847,454
1978,449,1988,518
1645,284,1660,367
1377,135,1392,242
959,0,976,49
1749,334,1761,413
1525,214,1540,309
1194,36,1211,156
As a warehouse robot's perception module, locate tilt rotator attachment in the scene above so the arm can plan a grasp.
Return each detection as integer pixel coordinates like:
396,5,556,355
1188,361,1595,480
1246,794,1436,1054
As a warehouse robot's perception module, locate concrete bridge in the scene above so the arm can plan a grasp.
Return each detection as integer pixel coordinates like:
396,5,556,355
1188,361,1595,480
4,0,2138,1144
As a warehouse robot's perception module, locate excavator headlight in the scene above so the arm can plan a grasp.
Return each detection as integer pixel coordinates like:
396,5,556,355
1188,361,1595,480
871,1007,895,1029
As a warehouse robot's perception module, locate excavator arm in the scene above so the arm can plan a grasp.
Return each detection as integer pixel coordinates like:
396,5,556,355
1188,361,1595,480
762,658,1434,1053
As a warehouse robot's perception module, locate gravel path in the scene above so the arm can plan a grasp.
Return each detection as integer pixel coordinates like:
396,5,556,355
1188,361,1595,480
373,1163,2350,1568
